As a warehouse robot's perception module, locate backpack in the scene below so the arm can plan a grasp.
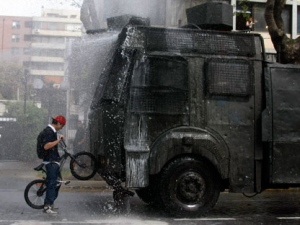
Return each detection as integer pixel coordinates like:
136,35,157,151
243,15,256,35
36,130,46,159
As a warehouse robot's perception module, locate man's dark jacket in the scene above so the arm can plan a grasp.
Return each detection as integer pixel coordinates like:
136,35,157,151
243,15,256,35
41,126,60,162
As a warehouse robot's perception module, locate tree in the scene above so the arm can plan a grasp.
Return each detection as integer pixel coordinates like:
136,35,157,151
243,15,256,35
0,63,23,100
5,102,48,161
265,0,300,64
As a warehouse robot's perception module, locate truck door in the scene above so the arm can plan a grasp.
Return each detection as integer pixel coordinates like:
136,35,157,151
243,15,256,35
267,64,300,184
205,58,257,192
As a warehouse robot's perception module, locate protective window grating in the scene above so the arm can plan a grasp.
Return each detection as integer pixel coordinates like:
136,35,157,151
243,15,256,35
206,59,253,96
144,28,256,56
130,87,188,114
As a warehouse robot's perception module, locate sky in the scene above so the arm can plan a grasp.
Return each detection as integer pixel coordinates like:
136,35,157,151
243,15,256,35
0,0,81,17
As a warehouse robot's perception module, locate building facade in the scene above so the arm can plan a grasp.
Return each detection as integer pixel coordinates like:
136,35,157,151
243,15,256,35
0,15,32,64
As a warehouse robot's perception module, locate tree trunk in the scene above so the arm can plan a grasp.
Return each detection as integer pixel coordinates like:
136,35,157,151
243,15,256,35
265,0,300,64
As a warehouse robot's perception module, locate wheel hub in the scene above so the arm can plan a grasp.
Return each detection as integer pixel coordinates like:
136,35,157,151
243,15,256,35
176,172,206,204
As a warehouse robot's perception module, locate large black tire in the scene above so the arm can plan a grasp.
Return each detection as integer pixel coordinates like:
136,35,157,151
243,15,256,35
135,187,156,205
70,152,98,180
159,157,221,217
24,179,46,209
135,175,161,205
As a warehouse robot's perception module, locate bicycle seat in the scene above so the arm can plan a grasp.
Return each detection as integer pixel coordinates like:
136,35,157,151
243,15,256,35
34,163,45,171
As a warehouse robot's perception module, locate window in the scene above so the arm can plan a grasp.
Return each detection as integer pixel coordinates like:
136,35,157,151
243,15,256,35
25,21,32,28
11,48,20,55
31,62,64,70
23,61,30,67
32,21,41,29
31,48,64,57
206,59,253,97
48,22,58,30
23,48,30,55
11,34,20,42
47,13,59,17
12,21,20,29
130,57,189,114
31,36,65,43
24,35,31,41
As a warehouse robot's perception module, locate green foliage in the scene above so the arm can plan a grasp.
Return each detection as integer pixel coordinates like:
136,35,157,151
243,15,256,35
0,63,23,100
234,0,251,21
4,102,48,161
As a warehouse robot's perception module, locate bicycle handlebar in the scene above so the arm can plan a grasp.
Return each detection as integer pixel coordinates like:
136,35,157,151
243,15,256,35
61,138,67,148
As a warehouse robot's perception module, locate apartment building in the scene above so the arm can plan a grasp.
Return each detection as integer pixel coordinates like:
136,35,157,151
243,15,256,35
30,9,82,87
0,15,32,64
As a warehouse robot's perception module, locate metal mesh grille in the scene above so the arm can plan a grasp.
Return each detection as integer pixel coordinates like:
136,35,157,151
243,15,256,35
130,88,188,114
144,27,256,56
206,59,252,96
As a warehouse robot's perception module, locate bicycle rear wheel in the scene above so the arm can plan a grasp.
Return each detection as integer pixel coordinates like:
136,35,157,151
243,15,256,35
24,179,46,209
70,152,98,180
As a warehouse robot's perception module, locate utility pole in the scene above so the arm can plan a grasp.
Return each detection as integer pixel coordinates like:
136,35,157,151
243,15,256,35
23,69,28,114
1,18,4,52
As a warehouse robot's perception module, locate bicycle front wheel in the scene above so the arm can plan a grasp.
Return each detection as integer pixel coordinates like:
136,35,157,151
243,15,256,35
24,179,46,209
70,152,98,180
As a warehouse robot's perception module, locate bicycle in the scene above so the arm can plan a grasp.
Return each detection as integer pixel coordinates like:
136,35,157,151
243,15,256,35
24,140,98,209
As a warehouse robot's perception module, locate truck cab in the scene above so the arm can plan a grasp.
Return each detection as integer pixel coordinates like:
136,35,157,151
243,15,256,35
87,5,300,218
89,25,264,215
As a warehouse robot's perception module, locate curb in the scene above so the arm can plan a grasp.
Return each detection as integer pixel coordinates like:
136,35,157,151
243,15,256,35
60,186,111,192
59,180,112,192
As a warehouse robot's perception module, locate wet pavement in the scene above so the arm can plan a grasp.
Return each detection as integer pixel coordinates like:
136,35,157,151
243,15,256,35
1,160,300,224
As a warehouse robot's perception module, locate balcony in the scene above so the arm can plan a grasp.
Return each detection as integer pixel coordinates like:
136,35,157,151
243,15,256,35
30,56,64,63
32,29,81,37
31,43,65,49
30,69,64,76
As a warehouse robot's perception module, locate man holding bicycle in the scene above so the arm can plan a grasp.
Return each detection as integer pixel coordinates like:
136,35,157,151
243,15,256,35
41,115,66,214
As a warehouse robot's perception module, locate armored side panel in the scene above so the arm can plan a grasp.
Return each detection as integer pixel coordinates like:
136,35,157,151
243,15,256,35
122,26,264,191
262,63,300,184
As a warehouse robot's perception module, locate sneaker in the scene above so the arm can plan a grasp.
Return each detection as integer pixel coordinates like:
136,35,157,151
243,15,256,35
51,204,59,210
43,205,57,214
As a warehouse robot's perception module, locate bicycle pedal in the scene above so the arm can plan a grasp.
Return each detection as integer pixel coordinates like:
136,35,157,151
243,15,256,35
58,180,70,185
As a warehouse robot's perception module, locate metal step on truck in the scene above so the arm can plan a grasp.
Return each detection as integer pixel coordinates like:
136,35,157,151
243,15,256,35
87,2,300,217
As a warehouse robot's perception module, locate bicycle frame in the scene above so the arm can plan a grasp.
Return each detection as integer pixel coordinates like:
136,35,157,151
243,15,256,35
34,141,72,180
59,140,87,170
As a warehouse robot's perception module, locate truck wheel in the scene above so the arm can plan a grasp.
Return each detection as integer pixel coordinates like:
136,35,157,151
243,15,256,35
159,157,221,217
135,187,156,205
135,175,160,205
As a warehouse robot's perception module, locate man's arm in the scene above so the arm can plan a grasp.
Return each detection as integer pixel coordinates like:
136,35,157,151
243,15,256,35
44,135,64,150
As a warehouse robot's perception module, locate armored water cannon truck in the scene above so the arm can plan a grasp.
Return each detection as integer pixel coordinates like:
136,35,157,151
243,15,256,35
88,2,300,217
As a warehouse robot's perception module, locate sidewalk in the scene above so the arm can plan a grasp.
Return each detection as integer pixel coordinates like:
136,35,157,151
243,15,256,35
0,160,112,192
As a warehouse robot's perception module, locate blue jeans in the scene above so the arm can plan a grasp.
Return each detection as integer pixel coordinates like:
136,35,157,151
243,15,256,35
44,163,60,206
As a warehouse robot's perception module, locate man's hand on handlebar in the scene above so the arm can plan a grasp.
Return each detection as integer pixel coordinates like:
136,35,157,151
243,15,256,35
59,135,64,141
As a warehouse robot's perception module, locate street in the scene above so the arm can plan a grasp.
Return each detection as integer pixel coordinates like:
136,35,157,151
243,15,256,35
1,160,300,224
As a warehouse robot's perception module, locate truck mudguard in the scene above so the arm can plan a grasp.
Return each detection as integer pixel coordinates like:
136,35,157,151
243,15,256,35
149,126,229,179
